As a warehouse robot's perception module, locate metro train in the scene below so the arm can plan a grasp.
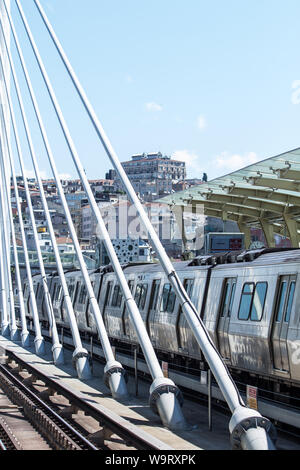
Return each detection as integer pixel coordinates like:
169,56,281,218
23,248,300,400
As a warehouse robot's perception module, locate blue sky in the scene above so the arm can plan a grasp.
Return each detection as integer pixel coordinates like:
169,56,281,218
7,0,300,181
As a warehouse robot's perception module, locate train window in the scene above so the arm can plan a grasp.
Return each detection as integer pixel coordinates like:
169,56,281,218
73,282,80,306
86,281,95,314
185,279,194,298
38,282,44,300
161,283,176,313
276,282,287,323
134,285,141,305
35,283,40,299
149,280,161,311
220,283,230,318
104,281,113,308
220,279,236,318
178,279,194,316
238,283,255,320
27,291,31,314
229,283,236,316
134,284,148,310
78,285,87,305
284,281,295,323
111,285,122,307
250,282,268,321
55,285,62,302
161,284,170,311
274,276,296,325
52,284,57,301
68,283,75,300
140,285,148,309
128,280,134,293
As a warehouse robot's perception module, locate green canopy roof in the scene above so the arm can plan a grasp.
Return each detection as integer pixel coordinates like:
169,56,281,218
159,147,300,247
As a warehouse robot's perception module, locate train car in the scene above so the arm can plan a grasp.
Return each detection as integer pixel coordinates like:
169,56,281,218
23,248,300,399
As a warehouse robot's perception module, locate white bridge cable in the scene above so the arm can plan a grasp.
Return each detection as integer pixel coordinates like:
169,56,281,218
0,101,28,343
0,0,128,398
0,116,18,340
10,0,188,430
0,18,92,377
0,65,44,354
0,173,9,336
30,0,277,449
0,34,56,358
31,0,245,405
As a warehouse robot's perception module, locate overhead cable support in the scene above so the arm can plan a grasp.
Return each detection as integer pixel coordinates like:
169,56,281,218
0,179,9,338
0,28,59,359
0,19,94,375
0,68,43,353
0,101,28,343
0,121,18,341
31,0,277,449
1,2,128,399
12,0,187,431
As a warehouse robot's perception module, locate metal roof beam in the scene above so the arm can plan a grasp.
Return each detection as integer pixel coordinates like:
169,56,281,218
162,186,300,208
195,192,287,214
221,186,300,206
201,200,280,220
274,168,300,181
248,176,300,192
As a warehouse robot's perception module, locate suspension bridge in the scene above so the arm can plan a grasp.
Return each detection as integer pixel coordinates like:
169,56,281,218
0,0,279,451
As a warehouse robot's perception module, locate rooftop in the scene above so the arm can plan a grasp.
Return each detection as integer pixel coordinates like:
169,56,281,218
159,147,300,248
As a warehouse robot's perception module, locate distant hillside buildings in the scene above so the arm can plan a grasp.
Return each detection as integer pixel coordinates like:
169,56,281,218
10,152,208,263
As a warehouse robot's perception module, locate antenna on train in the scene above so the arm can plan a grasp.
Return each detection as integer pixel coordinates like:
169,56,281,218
32,0,277,449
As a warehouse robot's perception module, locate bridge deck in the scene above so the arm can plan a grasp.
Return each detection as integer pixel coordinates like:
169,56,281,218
0,336,298,451
0,335,232,450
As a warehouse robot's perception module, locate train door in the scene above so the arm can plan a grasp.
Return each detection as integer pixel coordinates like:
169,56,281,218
271,275,296,372
217,278,236,360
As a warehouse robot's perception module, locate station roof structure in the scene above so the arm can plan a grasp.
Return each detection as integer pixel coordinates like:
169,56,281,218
159,147,300,248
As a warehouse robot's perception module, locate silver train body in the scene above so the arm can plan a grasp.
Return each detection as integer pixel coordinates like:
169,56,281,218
24,249,300,389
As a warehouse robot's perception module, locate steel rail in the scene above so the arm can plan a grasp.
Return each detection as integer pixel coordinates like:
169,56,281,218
0,416,23,450
0,362,98,450
2,347,172,451
0,437,7,451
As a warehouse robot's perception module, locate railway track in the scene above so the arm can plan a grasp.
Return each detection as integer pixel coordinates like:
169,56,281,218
35,327,300,438
57,331,300,444
0,416,22,450
0,363,98,450
2,330,299,451
0,348,173,451
56,329,300,432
